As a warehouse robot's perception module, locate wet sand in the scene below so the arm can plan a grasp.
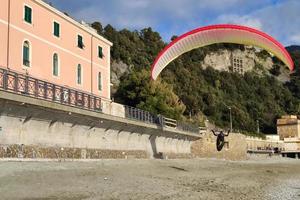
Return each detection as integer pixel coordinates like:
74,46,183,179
0,158,299,200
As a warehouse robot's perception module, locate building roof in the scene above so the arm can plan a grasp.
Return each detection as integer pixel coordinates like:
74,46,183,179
37,0,113,46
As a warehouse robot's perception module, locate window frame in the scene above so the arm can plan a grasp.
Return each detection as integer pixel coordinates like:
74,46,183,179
22,40,31,68
97,72,102,91
77,34,84,49
23,4,33,24
77,64,83,85
98,46,103,59
52,53,60,77
53,21,60,38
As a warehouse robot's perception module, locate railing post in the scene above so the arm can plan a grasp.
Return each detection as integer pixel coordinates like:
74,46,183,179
34,79,38,97
82,94,86,108
60,87,63,103
68,89,71,105
75,91,78,106
125,106,128,118
14,73,18,92
93,96,96,110
3,70,7,90
159,115,165,127
52,85,56,101
87,95,91,109
99,98,101,111
25,75,29,94
44,83,47,99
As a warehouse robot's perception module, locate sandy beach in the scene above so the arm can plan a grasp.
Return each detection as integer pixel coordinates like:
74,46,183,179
0,157,299,200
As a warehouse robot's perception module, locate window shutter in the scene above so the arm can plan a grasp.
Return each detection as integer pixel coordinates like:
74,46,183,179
77,64,82,84
54,22,60,37
98,46,103,58
53,54,58,76
78,35,84,48
23,45,29,66
25,6,32,23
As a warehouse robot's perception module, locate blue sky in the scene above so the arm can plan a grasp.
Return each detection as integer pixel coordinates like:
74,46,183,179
48,0,300,46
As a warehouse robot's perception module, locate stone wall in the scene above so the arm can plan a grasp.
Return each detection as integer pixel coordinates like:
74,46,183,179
0,145,148,159
277,116,300,140
191,132,247,160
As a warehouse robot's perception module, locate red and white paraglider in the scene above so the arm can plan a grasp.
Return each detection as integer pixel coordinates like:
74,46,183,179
151,24,294,80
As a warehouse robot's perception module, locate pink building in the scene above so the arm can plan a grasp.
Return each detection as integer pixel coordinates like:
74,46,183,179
0,0,112,100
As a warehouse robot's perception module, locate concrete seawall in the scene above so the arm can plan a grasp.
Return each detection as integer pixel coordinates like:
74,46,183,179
0,90,251,161
0,93,199,159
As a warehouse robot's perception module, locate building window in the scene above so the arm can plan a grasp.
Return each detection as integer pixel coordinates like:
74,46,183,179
98,72,102,91
77,64,82,85
53,53,59,76
24,5,32,24
77,35,84,49
53,22,60,37
23,41,30,67
98,46,103,58
232,57,244,74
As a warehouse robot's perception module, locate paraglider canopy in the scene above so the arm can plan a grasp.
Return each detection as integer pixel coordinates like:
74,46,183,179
151,24,294,80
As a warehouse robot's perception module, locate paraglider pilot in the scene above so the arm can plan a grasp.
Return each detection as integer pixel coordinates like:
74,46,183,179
211,129,230,151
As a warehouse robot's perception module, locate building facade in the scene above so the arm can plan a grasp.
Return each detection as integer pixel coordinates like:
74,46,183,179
0,0,112,100
277,115,300,153
277,115,300,140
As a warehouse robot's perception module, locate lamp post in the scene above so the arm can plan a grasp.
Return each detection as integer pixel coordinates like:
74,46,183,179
229,107,232,132
223,102,233,132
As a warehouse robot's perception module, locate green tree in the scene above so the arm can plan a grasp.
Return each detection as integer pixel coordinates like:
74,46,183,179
115,69,186,120
91,21,103,35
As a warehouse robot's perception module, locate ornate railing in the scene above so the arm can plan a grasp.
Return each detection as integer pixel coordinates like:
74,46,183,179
0,68,201,134
0,68,102,112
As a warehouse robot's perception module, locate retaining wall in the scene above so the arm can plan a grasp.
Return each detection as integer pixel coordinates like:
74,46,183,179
191,132,247,160
0,99,196,159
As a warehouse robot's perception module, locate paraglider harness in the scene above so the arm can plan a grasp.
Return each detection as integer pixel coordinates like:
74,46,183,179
211,130,230,151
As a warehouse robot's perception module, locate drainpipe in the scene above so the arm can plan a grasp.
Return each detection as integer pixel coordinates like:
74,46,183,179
91,35,94,94
6,0,11,69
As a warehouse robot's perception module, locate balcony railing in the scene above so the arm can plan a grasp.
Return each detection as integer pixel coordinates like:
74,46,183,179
0,68,201,134
0,68,102,112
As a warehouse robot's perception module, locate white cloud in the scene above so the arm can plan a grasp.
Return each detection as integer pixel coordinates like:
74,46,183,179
215,14,263,30
55,0,300,45
215,0,300,45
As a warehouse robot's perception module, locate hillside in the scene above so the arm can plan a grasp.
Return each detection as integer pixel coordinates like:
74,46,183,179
92,22,300,135
286,45,300,52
